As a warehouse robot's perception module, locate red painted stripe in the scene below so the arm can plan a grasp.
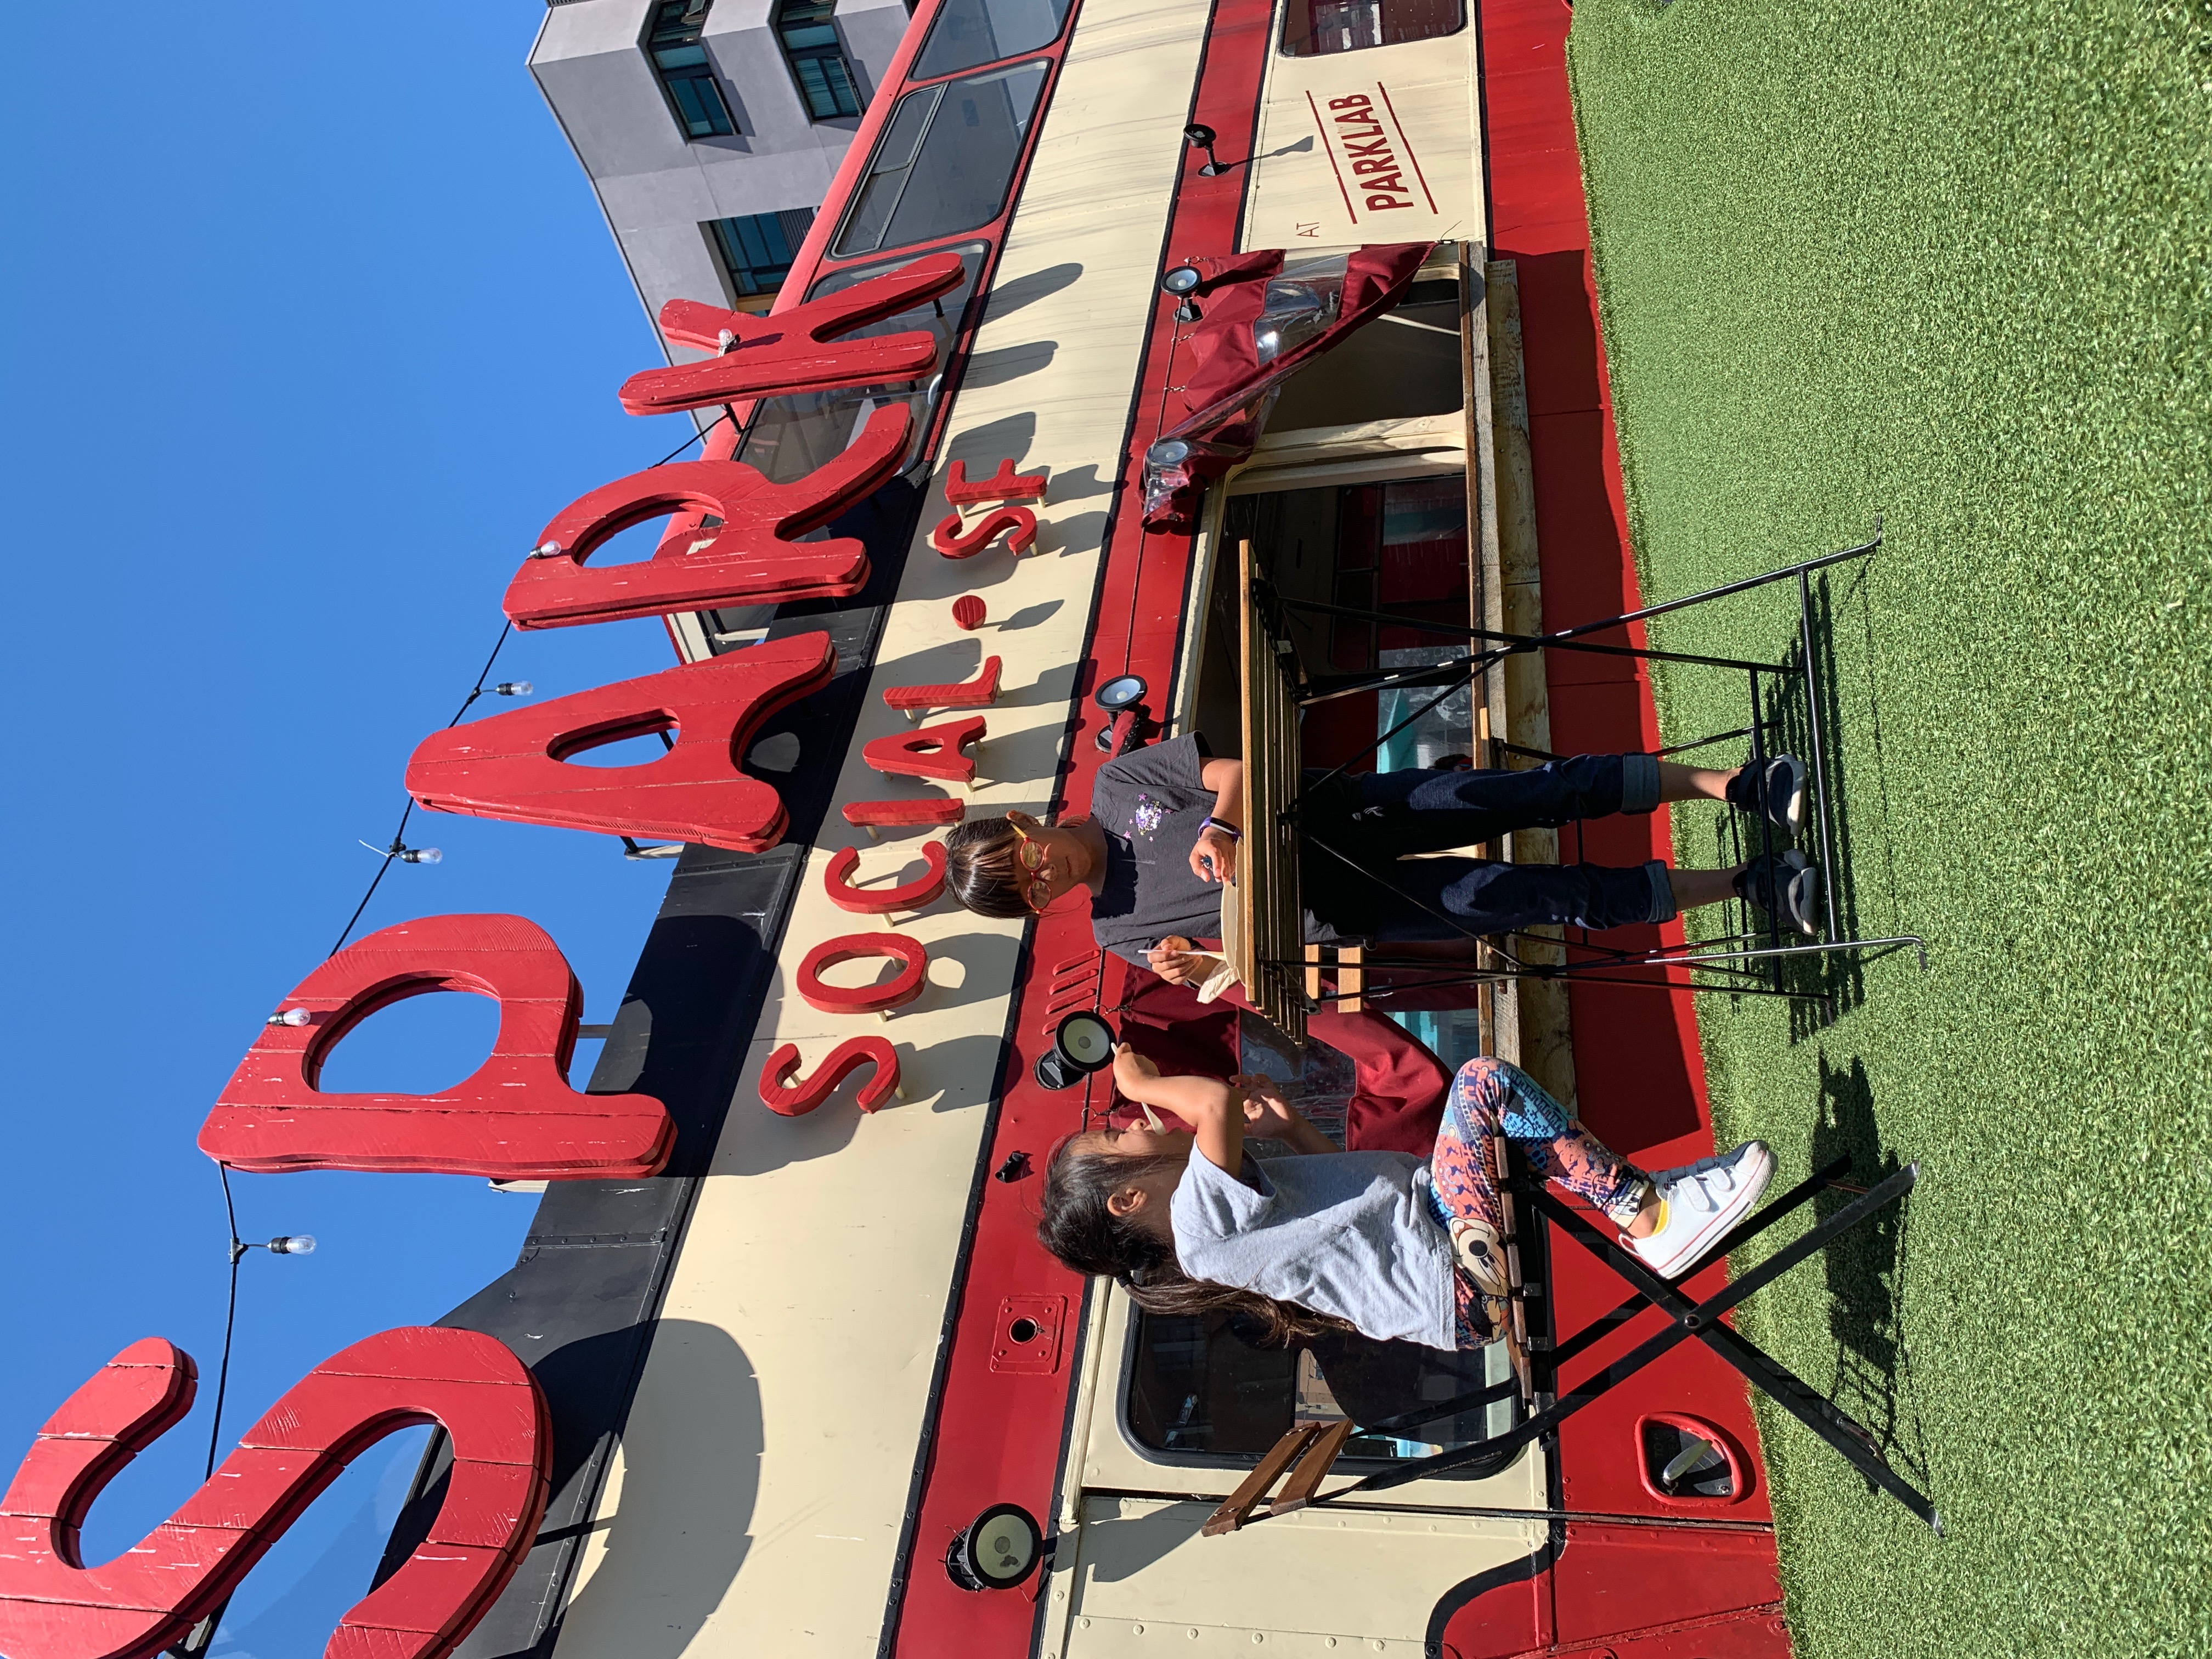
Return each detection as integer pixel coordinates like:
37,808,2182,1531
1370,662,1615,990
1373,79,1437,213
1305,88,1361,223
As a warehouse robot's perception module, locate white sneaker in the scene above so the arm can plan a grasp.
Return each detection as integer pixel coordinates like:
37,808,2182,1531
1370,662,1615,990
1644,1141,1768,1192
1626,1142,1775,1279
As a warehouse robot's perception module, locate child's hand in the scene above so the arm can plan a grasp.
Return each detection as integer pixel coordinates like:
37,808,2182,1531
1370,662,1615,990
1111,1042,1161,1095
1144,937,1220,986
1232,1073,1302,1140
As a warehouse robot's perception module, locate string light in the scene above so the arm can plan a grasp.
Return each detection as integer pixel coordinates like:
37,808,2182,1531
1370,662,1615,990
266,1008,312,1028
494,680,533,696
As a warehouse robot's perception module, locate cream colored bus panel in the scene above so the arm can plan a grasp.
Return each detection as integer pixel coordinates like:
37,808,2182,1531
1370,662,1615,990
1042,1497,1542,1659
1242,24,1482,251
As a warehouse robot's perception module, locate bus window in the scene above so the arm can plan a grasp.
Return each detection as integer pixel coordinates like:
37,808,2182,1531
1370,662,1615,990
831,61,1049,257
729,242,987,488
1123,1307,1516,1470
910,0,1074,81
1280,0,1466,57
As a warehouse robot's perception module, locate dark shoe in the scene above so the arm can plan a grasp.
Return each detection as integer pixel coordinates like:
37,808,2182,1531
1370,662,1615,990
1726,754,1806,835
1734,850,1821,937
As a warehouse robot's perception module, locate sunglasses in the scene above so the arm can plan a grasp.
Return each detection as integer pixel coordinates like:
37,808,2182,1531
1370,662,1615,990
1011,822,1053,912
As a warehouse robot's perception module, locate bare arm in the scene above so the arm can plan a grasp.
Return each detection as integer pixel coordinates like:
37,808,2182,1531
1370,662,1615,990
1190,757,1246,884
1113,1046,1244,1175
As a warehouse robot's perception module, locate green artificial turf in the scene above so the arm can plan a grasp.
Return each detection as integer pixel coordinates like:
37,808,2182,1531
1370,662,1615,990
1564,2,2212,1654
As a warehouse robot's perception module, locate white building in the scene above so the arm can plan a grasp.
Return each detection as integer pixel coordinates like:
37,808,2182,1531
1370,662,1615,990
531,0,916,342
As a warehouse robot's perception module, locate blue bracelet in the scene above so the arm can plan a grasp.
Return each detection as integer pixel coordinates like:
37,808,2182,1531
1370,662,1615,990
1201,816,1242,840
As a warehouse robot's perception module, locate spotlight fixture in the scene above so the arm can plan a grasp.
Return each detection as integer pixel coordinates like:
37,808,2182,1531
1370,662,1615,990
1093,672,1153,754
1095,674,1148,713
1160,264,1204,322
1146,438,1192,469
1182,122,1225,176
493,681,533,697
945,1503,1047,1593
397,846,442,865
1034,1010,1117,1090
267,1008,313,1028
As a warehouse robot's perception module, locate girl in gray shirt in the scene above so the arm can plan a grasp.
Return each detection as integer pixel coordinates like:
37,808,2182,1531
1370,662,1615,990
1039,1047,1773,1350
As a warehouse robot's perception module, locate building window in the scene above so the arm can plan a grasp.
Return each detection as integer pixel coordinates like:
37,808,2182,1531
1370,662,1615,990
777,0,864,120
706,207,817,300
647,0,737,138
1280,0,1465,56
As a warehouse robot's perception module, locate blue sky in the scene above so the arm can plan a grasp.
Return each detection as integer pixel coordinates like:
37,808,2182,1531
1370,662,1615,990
0,5,703,1650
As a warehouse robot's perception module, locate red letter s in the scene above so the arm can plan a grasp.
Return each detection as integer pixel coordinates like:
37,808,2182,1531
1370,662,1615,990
0,1328,549,1659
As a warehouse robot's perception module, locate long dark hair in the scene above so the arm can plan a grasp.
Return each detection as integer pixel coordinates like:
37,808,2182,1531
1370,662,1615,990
944,817,1029,919
1037,1137,1351,1347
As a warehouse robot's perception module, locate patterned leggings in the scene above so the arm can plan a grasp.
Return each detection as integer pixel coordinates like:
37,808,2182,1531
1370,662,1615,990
1426,1057,1652,1349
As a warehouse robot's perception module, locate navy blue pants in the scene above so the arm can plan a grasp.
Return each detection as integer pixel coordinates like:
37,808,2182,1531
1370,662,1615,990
1297,754,1673,943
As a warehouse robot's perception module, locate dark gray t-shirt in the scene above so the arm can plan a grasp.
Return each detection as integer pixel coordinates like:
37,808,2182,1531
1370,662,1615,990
1088,734,1229,967
1087,733,1335,966
1170,1146,1455,1349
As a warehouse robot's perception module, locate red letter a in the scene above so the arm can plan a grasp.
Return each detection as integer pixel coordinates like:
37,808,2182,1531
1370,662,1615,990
198,913,673,1178
405,633,835,853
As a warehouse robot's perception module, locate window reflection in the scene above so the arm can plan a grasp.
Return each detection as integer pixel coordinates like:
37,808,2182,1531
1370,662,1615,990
1124,1307,1515,1467
831,61,1049,257
731,242,988,484
911,0,1073,80
1280,0,1466,57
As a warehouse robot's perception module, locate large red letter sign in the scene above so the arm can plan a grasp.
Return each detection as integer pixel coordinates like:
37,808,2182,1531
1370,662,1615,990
0,1328,550,1659
503,404,910,629
618,251,966,415
198,914,673,1178
405,633,835,853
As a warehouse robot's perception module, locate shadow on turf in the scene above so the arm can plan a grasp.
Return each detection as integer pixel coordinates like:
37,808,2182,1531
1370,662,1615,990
1706,566,1903,1042
1810,1051,1935,1496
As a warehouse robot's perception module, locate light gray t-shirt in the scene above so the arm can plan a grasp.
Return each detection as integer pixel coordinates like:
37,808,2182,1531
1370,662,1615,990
1170,1147,1455,1349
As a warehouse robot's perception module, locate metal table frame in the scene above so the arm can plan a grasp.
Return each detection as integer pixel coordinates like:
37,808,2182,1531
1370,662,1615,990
1262,524,1927,1015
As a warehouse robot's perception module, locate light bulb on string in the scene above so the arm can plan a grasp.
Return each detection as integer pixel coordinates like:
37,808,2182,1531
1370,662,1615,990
266,1008,313,1028
493,681,533,697
398,847,442,865
267,1234,315,1256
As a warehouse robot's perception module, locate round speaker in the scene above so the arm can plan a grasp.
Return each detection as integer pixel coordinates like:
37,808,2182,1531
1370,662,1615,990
1094,673,1148,712
1054,1011,1117,1073
1160,264,1204,296
1147,438,1191,468
945,1503,1046,1593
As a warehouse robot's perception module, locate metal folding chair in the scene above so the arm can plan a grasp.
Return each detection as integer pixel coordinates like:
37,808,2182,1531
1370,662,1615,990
1204,1150,1940,1535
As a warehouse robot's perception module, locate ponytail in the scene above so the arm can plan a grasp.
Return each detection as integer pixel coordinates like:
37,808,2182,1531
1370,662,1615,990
1037,1139,1352,1347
